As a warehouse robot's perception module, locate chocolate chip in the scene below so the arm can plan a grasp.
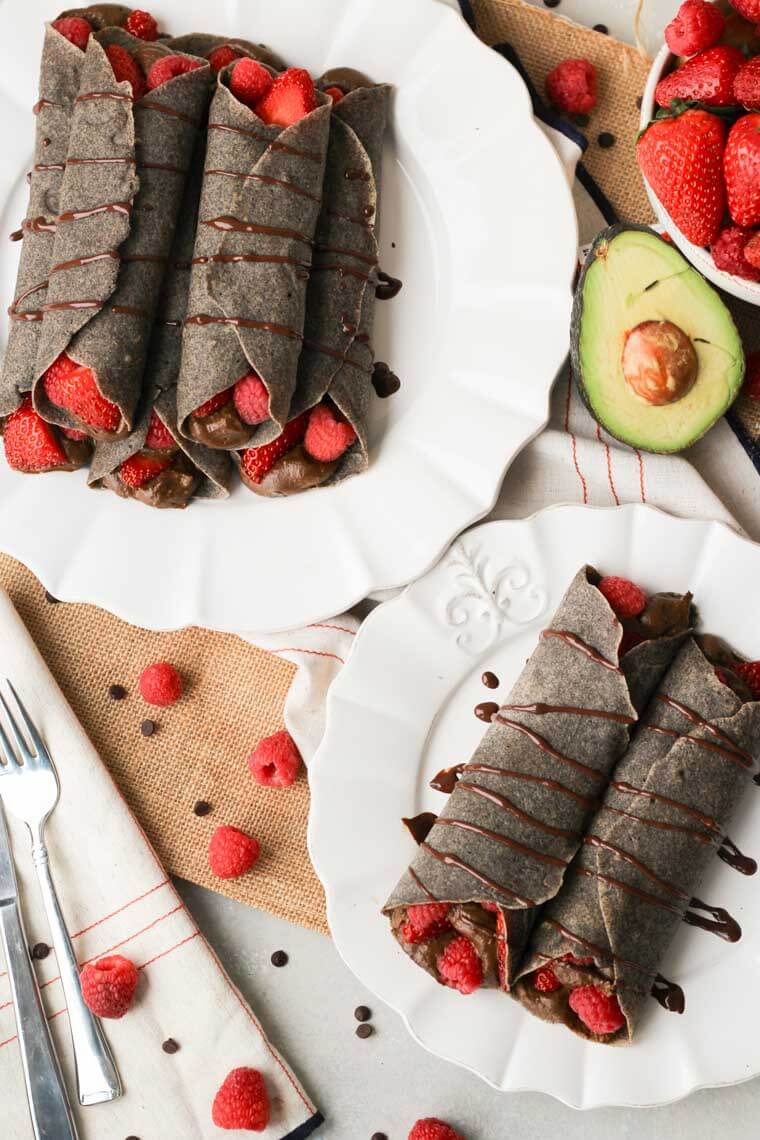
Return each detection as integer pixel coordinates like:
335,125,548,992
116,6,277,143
271,950,288,968
44,591,60,605
140,719,156,737
109,684,127,701
371,1134,388,1140
31,942,50,960
391,241,396,248
593,23,608,33
636,95,643,110
162,1038,179,1054
356,1023,373,1039
543,0,560,7
574,113,590,128
193,800,212,817
598,131,616,149
354,1005,372,1022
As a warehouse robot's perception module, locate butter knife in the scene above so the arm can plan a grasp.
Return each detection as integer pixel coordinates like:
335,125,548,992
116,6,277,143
0,801,78,1139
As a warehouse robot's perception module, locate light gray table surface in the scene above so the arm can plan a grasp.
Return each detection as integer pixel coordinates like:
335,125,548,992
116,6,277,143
180,1,760,1136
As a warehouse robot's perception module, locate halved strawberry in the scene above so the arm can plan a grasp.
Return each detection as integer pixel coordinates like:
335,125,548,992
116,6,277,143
239,412,308,484
254,68,317,127
193,388,234,419
42,353,121,434
3,398,71,472
144,410,175,449
119,452,172,488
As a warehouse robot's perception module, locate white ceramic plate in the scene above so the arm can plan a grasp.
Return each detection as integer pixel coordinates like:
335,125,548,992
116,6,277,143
0,0,576,634
309,504,760,1108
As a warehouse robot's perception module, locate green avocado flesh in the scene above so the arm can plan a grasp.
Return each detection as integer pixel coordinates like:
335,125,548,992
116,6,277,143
573,227,745,453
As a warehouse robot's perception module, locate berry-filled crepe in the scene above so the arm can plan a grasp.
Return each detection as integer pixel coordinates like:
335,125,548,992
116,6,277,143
513,637,760,1044
238,69,393,496
89,142,231,507
0,7,140,473
383,568,694,995
31,27,211,441
176,59,331,451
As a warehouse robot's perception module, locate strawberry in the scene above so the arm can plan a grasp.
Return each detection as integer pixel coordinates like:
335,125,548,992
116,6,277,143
105,43,146,101
193,388,233,418
229,58,273,109
324,85,344,103
637,108,727,246
239,412,309,484
144,410,175,449
736,660,760,698
724,113,760,227
734,55,760,109
119,453,172,488
3,398,70,472
655,46,744,109
254,68,317,127
745,232,760,268
42,352,121,433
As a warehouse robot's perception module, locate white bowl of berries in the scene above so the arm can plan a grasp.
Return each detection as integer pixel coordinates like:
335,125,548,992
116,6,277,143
638,0,760,305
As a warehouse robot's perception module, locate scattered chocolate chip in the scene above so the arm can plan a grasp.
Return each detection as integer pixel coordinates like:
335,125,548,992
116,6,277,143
109,684,127,701
481,671,499,689
44,591,60,605
271,950,288,968
371,1134,388,1140
354,1005,372,1022
598,131,616,149
162,1038,179,1054
636,95,643,110
593,22,608,33
391,241,396,248
543,0,560,6
31,942,50,960
474,701,499,722
140,719,156,737
193,800,212,817
356,1023,374,1039
126,1136,140,1139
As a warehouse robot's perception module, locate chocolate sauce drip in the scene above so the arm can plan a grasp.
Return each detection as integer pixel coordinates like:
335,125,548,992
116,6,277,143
611,781,721,833
8,279,48,316
111,305,149,317
67,155,135,167
33,162,65,173
23,216,57,235
376,270,402,300
502,703,635,726
420,842,534,906
482,671,499,689
408,866,436,900
430,764,465,794
718,837,757,876
600,804,715,846
302,338,370,373
75,90,131,106
584,834,688,899
33,98,61,114
576,865,685,917
684,898,741,942
655,694,754,768
494,716,605,781
191,253,307,270
315,243,378,267
646,723,753,770
9,310,43,322
186,313,301,339
162,319,182,328
474,701,499,722
207,122,321,160
327,205,374,229
51,251,118,273
42,299,102,312
652,975,686,1013
371,362,400,397
312,263,373,283
458,781,580,840
340,313,356,335
201,215,312,244
344,167,371,181
140,99,197,125
10,229,23,242
435,817,567,867
204,168,322,202
58,201,131,223
541,629,621,672
122,254,167,265
465,763,599,808
402,812,438,845
141,162,188,175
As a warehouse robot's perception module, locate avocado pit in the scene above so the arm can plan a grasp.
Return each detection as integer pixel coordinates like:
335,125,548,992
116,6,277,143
621,320,698,406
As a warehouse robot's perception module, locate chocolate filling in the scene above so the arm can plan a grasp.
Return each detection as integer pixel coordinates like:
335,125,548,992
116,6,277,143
102,450,199,509
239,443,338,497
185,401,251,450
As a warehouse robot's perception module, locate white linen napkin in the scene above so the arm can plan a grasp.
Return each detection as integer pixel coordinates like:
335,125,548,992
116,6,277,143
0,590,322,1140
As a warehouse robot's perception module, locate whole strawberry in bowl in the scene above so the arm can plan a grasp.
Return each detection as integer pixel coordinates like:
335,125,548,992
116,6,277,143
638,0,760,305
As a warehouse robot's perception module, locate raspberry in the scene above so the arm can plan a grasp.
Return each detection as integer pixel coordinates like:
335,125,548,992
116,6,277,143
619,629,644,657
745,233,760,270
144,410,175,449
229,58,273,109
533,966,561,993
744,352,760,400
42,352,121,433
598,575,647,619
124,9,158,41
729,0,760,21
119,453,171,487
139,661,182,706
193,388,233,418
52,16,92,51
212,1067,269,1131
545,59,597,115
304,402,357,463
436,935,482,995
233,372,270,425
3,398,70,472
208,825,260,879
105,43,146,101
736,660,760,699
60,427,89,442
80,954,138,1019
208,44,243,74
146,55,204,92
665,0,725,57
401,903,451,944
408,1120,466,1140
240,412,309,484
568,985,625,1035
324,85,344,103
248,729,302,788
711,225,760,281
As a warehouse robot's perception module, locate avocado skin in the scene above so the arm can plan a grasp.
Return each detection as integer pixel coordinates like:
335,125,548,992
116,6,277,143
571,224,745,454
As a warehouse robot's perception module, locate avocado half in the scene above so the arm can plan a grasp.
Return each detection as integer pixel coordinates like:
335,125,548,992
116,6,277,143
571,225,745,454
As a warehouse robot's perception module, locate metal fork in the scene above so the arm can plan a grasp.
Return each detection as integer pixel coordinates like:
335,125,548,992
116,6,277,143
0,680,122,1106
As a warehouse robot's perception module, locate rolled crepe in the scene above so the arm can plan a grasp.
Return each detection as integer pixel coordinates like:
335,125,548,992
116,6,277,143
0,9,131,419
89,141,231,507
32,30,210,439
513,637,760,1043
383,567,693,993
169,34,285,73
176,64,331,450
